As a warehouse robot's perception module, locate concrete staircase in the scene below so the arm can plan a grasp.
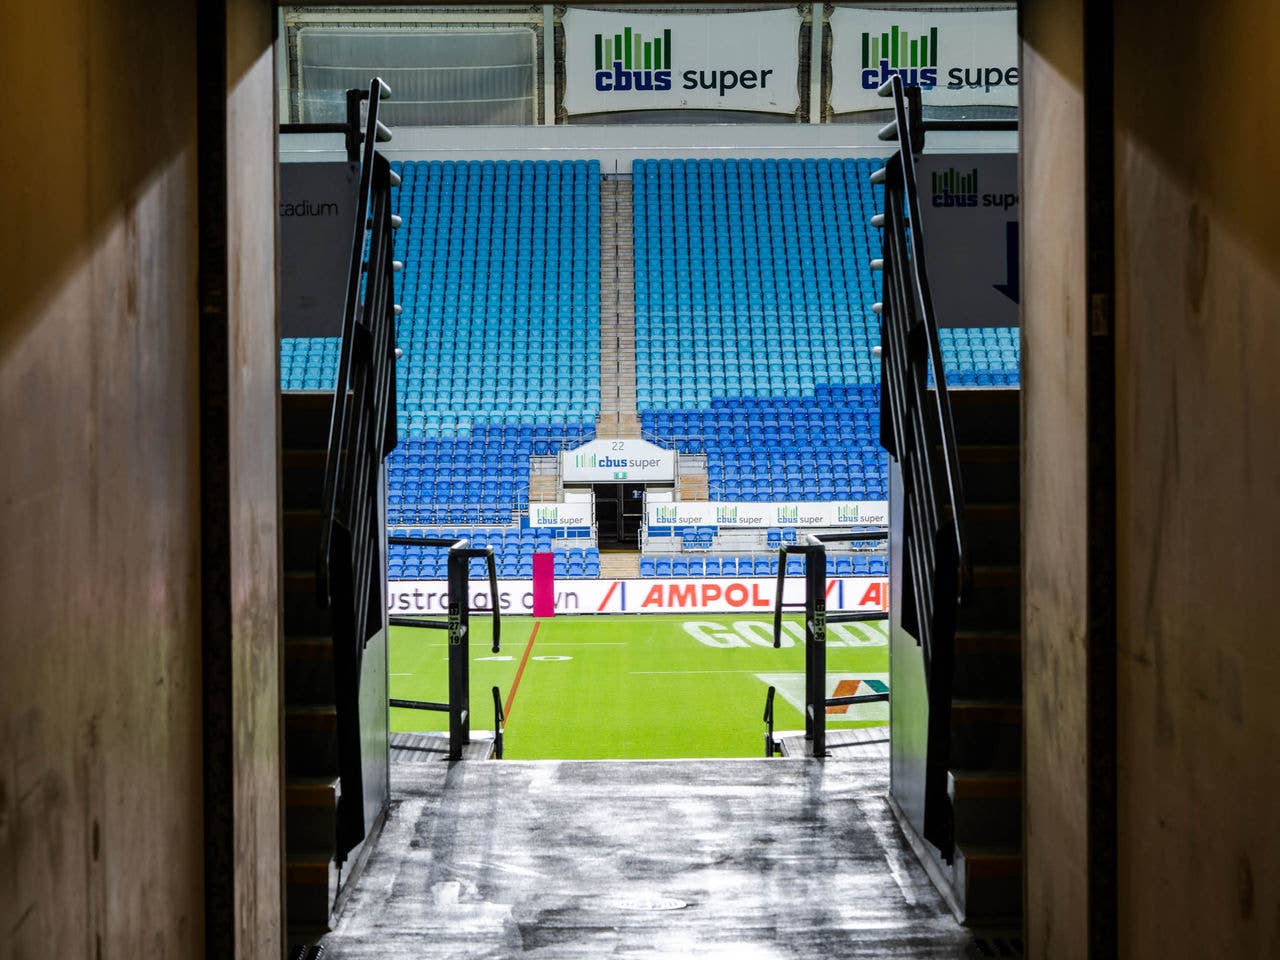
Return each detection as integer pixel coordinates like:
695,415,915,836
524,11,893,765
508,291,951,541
528,454,559,503
678,453,710,501
281,393,389,949
279,394,345,941
599,551,640,579
941,389,1023,925
597,175,641,440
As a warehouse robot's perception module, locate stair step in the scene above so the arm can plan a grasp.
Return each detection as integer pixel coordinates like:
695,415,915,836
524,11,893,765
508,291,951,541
282,392,338,450
942,388,1019,447
955,844,1023,923
283,509,323,571
284,569,330,636
958,564,1021,632
286,853,339,931
285,636,335,706
953,629,1021,699
949,770,1022,848
286,705,340,778
950,700,1022,771
948,444,1020,503
286,777,341,856
598,553,641,578
946,502,1020,566
283,449,327,510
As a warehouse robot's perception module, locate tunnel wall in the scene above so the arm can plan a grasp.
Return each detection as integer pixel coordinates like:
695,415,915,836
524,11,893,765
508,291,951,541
1020,1,1091,956
1112,1,1280,955
1022,0,1280,956
0,0,282,956
0,1,205,955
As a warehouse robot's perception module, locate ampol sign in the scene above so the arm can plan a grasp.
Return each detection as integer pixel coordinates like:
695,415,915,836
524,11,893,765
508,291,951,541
562,7,801,114
388,576,889,616
829,6,1018,113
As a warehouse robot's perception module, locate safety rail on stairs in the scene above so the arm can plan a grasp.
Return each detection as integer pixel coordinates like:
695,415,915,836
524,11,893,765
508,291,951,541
870,75,972,861
308,77,400,862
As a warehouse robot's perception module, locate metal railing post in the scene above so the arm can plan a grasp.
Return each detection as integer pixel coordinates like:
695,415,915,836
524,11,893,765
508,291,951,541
446,543,471,760
804,541,828,758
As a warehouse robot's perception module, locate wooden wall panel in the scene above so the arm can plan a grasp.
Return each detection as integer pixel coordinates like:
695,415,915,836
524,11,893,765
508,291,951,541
1114,2,1280,956
0,1,203,956
227,0,285,956
1019,3,1090,957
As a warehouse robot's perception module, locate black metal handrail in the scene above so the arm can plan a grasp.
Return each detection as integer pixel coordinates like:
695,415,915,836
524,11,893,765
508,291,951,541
300,78,399,861
317,77,397,610
768,532,890,758
387,536,503,761
874,76,969,610
871,75,988,858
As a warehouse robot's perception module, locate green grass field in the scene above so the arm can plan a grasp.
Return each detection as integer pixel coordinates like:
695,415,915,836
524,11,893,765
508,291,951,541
388,613,889,759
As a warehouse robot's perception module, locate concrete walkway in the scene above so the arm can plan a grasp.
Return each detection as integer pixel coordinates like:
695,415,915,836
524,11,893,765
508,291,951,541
320,755,977,958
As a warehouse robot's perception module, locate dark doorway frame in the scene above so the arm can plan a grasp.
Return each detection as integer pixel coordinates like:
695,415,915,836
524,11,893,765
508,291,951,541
592,482,645,549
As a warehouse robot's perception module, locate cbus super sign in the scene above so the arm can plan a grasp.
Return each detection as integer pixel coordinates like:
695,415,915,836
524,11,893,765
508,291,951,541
593,25,774,97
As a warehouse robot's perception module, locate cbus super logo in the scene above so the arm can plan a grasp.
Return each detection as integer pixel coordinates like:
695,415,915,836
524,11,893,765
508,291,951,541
595,26,672,92
715,505,739,525
775,505,799,525
655,505,678,524
535,506,560,523
574,453,627,469
836,503,861,524
933,166,979,207
593,24,775,97
931,167,1019,210
860,24,1019,95
861,25,939,91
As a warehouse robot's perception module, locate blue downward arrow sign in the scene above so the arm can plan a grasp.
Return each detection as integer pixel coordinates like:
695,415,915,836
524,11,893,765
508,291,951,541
994,221,1020,304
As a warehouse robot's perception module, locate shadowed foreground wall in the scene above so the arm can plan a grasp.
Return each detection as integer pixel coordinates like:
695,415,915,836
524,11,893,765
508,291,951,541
0,1,203,955
1113,1,1280,955
1022,0,1280,957
0,0,282,956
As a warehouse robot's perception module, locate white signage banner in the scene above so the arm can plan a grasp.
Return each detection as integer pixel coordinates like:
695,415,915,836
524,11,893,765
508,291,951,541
529,502,595,528
916,153,1019,327
829,6,1018,114
388,576,889,616
562,7,802,115
561,437,676,483
647,501,889,529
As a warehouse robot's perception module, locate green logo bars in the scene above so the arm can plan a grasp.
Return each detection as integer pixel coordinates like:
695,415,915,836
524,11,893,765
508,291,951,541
861,25,939,69
595,27,672,71
932,167,979,196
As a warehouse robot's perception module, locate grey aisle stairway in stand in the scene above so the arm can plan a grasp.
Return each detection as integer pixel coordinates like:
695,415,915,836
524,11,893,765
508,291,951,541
597,175,641,440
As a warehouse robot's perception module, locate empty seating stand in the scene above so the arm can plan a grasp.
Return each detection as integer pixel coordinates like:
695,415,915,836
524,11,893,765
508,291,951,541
283,160,602,562
388,526,600,580
282,156,1020,581
627,157,1018,576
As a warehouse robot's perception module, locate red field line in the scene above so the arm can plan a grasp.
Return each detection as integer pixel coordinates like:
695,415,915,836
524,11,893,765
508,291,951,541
503,620,540,720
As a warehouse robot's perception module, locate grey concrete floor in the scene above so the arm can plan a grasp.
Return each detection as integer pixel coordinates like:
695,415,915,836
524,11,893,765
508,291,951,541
320,752,980,958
